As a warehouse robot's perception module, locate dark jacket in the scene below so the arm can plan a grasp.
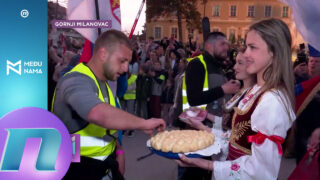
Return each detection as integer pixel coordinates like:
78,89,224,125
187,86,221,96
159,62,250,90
295,93,320,164
161,85,174,104
185,51,225,106
136,74,152,100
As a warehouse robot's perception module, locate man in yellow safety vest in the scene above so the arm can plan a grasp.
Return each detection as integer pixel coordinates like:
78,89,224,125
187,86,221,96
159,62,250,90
52,30,165,180
180,32,240,180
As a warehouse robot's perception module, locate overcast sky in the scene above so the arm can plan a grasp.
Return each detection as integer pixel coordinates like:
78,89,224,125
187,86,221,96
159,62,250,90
120,0,146,35
49,0,146,35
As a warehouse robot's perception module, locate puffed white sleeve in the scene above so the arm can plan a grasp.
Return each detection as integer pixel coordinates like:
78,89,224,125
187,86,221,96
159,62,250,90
212,91,296,180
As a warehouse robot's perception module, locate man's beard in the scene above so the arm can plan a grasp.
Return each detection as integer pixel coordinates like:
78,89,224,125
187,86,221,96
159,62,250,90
103,61,116,81
104,70,115,81
214,51,227,60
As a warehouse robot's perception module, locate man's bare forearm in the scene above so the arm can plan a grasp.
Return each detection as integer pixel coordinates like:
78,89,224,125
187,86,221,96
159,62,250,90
87,103,146,130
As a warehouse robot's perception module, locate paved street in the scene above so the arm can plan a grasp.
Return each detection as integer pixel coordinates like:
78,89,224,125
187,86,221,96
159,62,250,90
122,131,296,180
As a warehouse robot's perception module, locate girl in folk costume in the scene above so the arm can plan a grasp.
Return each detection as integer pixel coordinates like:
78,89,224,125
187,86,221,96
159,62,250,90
185,46,256,135
186,47,257,161
221,46,256,131
176,19,296,180
184,46,257,161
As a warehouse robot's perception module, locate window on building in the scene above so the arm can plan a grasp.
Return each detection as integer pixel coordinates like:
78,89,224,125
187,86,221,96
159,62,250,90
230,5,237,17
213,5,220,17
154,27,161,39
265,5,272,17
248,5,255,17
187,28,194,39
171,27,178,39
282,6,289,17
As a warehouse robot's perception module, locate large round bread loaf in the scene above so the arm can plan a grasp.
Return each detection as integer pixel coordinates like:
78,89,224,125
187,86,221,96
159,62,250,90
150,130,215,153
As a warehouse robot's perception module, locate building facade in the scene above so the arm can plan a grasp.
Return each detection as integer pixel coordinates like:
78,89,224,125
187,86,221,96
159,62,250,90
146,0,302,47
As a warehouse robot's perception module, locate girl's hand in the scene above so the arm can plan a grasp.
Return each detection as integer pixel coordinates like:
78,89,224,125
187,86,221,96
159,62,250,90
175,154,200,167
307,128,320,156
175,154,213,171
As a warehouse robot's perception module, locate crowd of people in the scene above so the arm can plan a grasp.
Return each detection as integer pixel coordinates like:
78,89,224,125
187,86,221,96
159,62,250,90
47,18,320,180
48,31,240,132
119,33,242,134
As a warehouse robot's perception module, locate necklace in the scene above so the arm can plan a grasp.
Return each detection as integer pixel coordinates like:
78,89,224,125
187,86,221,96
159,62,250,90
237,85,262,109
241,85,261,105
241,93,254,104
224,88,249,112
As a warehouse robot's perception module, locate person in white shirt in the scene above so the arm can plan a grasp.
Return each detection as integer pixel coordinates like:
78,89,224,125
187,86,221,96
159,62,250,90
176,18,296,180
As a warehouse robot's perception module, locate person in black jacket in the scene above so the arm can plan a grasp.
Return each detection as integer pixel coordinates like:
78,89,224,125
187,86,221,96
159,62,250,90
180,32,240,180
161,78,175,127
136,63,152,119
185,32,240,118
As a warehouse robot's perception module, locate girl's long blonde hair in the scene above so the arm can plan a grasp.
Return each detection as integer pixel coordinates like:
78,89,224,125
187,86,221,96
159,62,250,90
249,18,295,120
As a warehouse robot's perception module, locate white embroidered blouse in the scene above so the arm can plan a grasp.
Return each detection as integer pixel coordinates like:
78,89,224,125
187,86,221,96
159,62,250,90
213,85,296,180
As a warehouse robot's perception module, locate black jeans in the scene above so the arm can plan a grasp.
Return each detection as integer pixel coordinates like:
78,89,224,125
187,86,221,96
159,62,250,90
63,151,124,180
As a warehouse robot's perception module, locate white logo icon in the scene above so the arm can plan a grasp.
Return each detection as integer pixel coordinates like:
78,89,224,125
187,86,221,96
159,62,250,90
7,60,22,75
20,9,29,18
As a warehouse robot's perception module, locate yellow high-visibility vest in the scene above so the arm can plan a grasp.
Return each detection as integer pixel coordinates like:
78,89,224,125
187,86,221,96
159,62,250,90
182,55,209,111
52,63,117,161
123,74,137,100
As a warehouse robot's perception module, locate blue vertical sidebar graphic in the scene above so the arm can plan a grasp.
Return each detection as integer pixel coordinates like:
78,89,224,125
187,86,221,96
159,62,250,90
0,0,47,117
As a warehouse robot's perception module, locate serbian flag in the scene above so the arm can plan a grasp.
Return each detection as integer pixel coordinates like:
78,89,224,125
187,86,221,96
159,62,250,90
67,0,121,63
67,0,125,144
295,75,320,117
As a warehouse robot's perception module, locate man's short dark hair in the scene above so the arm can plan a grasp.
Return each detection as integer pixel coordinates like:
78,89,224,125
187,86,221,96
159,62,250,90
204,32,226,45
93,30,132,54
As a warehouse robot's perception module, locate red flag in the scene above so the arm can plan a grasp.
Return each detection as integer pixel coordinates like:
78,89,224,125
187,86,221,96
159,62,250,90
295,75,320,117
68,0,122,63
79,39,93,63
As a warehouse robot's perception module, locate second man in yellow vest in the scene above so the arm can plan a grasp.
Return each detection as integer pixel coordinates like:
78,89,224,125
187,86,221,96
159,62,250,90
179,32,240,180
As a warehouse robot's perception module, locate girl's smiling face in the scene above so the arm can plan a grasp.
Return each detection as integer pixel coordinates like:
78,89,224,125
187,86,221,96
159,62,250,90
244,30,273,76
233,52,251,81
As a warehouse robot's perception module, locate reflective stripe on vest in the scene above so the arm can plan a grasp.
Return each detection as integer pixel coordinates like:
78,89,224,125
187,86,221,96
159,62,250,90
124,74,137,100
182,54,209,111
52,63,117,161
159,74,165,81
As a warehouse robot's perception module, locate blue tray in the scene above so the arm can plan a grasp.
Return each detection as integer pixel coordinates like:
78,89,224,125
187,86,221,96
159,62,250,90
148,147,204,159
